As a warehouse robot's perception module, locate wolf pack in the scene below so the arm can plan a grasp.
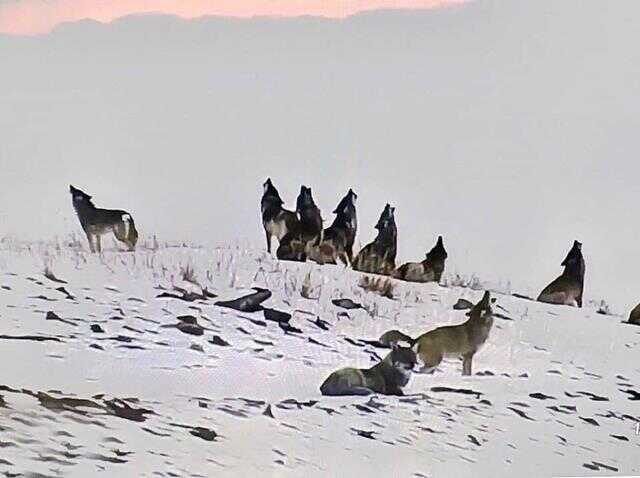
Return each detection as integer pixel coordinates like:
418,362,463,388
67,181,634,397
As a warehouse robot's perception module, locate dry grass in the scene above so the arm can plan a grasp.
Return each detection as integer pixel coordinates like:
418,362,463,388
180,263,199,286
358,275,395,299
300,271,320,300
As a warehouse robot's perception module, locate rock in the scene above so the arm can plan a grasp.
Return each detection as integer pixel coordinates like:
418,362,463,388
209,335,230,347
453,298,474,310
332,298,362,310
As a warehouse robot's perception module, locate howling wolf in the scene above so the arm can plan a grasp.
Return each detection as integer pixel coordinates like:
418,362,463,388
276,186,323,262
537,240,585,307
69,185,138,252
394,236,448,283
261,178,298,254
352,204,397,275
306,188,358,265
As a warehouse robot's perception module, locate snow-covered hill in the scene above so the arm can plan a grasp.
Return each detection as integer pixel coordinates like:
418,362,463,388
0,241,638,477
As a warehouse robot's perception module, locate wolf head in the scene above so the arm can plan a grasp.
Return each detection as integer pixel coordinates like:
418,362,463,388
387,343,418,374
296,186,316,212
467,290,494,319
375,203,396,231
333,188,358,215
561,240,583,267
262,178,283,204
425,235,448,263
69,185,94,209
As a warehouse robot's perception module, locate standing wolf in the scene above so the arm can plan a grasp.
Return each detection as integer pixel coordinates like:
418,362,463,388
394,236,448,283
276,186,323,262
537,240,585,307
261,178,298,253
306,188,358,265
413,290,494,376
69,185,138,252
352,204,397,275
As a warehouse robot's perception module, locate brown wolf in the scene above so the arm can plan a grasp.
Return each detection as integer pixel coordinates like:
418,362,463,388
69,185,138,252
412,291,494,376
352,204,397,275
261,178,298,254
276,186,323,261
629,303,640,325
394,236,448,283
306,188,357,265
537,240,585,307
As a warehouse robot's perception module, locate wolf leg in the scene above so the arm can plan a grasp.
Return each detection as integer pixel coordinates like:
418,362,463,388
462,353,474,376
95,235,102,253
86,233,96,253
320,384,373,396
418,347,443,374
265,231,272,253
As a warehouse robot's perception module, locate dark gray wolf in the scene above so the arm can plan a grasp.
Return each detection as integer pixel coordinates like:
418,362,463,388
261,178,298,253
320,344,417,396
394,236,448,283
69,185,138,252
352,204,397,275
306,188,358,265
537,240,585,307
276,186,323,262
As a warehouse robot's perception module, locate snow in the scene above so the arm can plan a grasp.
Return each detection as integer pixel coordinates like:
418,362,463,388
0,241,638,477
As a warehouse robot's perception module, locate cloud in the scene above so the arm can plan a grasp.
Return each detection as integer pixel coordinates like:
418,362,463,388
0,0,464,35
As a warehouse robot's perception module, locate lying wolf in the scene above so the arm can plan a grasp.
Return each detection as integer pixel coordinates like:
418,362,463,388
320,344,417,396
394,236,448,283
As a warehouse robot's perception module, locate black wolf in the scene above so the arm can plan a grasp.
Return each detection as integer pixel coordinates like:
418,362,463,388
69,185,138,252
276,186,323,261
352,204,397,275
261,178,298,253
537,240,585,307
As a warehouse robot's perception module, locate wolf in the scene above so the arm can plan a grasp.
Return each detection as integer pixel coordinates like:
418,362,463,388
352,204,397,275
394,236,448,283
629,303,640,325
537,240,585,307
412,291,494,376
319,344,417,396
306,188,358,265
261,178,298,254
69,185,138,252
276,186,323,261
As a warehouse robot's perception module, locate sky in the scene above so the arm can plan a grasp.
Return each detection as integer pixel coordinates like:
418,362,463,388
1,0,639,313
0,0,463,35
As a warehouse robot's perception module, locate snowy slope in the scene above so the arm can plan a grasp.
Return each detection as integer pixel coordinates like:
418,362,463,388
0,241,638,477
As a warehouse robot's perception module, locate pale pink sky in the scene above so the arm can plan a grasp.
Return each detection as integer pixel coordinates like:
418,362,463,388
0,0,465,35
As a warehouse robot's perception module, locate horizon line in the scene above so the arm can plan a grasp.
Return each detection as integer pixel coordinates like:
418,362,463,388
0,0,468,37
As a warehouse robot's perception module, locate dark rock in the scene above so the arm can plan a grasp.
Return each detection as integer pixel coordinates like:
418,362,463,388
332,298,362,310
